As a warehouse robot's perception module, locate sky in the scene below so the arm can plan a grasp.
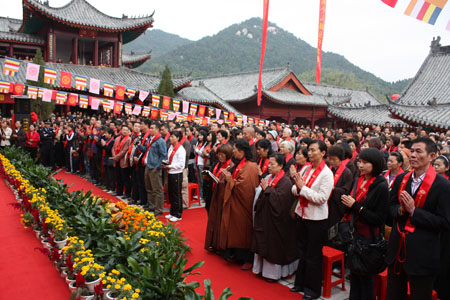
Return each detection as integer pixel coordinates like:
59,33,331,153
3,0,450,82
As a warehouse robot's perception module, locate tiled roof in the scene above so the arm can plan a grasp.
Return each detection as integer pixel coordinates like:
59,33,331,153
176,86,240,114
0,17,21,32
23,0,154,31
304,83,382,106
264,89,327,106
0,58,190,93
388,38,450,130
122,52,151,64
0,17,44,44
327,104,409,128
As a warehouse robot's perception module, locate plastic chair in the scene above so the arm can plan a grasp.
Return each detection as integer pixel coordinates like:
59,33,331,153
322,246,346,298
188,182,200,207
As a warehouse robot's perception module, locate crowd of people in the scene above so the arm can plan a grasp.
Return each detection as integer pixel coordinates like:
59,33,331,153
1,110,450,300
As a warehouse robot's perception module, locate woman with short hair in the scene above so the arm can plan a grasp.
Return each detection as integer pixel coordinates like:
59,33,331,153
280,140,296,173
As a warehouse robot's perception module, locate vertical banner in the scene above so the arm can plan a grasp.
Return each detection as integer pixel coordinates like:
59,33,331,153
316,0,327,84
25,62,40,81
132,105,142,116
182,101,190,114
257,0,270,106
162,96,171,109
172,99,181,112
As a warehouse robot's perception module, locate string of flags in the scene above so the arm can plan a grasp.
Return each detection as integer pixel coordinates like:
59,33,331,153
0,57,277,127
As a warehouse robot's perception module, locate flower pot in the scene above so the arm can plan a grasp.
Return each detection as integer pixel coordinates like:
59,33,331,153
60,270,67,279
80,295,95,300
102,289,110,300
65,276,75,285
42,242,52,251
54,237,68,250
68,281,77,293
105,291,117,300
85,277,101,293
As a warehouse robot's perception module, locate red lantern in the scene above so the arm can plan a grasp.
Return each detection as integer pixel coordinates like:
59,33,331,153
392,94,400,101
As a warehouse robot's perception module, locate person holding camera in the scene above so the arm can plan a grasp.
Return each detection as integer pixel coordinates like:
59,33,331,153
164,131,186,222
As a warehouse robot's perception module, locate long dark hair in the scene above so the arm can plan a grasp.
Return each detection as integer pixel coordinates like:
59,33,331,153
234,138,253,161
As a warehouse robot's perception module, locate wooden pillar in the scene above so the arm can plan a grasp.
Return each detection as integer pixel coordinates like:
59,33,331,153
113,41,118,68
311,106,316,128
8,44,13,57
72,37,78,64
94,39,98,66
287,105,292,124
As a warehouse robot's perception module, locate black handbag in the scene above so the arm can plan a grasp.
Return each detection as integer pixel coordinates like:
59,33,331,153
347,215,387,276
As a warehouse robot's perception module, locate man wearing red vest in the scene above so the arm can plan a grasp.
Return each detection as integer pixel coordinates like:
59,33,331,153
386,137,450,300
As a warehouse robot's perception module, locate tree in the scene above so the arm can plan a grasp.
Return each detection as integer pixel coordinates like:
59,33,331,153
157,65,175,98
27,48,55,120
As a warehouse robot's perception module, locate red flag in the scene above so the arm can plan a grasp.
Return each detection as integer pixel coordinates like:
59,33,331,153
316,0,327,84
257,0,270,106
115,85,125,100
197,105,206,117
202,118,208,126
60,71,72,89
381,0,398,8
162,96,171,109
150,109,159,119
114,101,123,114
229,112,235,122
13,83,24,96
67,93,78,106
52,90,57,100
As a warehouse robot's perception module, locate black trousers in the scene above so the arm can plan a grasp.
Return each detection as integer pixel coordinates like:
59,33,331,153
349,273,373,300
40,143,54,168
116,166,131,196
106,165,115,191
131,166,140,201
386,265,435,300
294,218,328,299
168,172,183,218
137,165,147,205
26,146,38,160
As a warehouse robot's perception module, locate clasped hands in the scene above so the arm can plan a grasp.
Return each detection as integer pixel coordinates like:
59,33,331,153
399,191,415,215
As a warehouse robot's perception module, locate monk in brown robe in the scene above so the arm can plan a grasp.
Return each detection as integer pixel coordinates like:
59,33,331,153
252,154,299,281
204,144,233,251
220,139,260,269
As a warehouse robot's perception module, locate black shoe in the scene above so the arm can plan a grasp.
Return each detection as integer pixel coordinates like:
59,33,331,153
302,295,318,300
290,286,304,293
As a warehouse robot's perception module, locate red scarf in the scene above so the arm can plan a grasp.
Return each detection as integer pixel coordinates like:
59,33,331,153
212,159,231,188
141,133,161,166
268,170,285,188
384,168,404,188
343,158,351,167
259,157,269,174
285,153,293,164
299,159,326,215
249,138,257,146
164,133,170,142
351,150,358,161
394,166,436,274
64,130,73,148
114,135,129,155
188,135,193,142
333,161,347,186
127,133,140,156
352,175,376,203
232,158,247,179
203,143,211,165
388,146,398,153
141,130,151,146
168,140,184,164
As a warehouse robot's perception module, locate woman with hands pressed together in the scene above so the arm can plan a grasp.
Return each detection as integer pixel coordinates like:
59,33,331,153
290,140,333,300
341,148,389,300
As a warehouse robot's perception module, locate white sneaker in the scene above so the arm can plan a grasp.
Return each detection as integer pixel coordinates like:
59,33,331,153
165,214,173,219
169,216,181,222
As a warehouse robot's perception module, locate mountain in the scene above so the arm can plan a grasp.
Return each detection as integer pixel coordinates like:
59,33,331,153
134,18,410,101
123,29,192,58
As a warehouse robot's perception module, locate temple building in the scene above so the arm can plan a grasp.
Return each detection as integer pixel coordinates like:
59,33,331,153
0,0,153,67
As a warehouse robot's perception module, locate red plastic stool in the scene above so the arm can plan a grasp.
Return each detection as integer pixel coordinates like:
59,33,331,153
322,246,346,298
373,268,388,300
188,183,200,207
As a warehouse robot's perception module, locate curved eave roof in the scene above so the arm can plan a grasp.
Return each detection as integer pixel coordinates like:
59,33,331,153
0,57,190,94
122,53,151,69
389,102,450,130
21,0,154,33
263,89,327,106
327,104,409,128
0,31,45,45
176,87,240,114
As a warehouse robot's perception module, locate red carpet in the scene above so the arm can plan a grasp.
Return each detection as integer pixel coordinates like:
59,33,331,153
55,172,301,300
0,178,70,300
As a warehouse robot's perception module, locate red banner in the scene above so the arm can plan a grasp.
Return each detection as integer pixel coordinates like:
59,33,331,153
257,0,269,106
67,93,78,106
115,85,125,100
60,71,72,89
381,0,398,8
197,105,206,117
162,96,171,109
13,83,24,96
316,0,327,84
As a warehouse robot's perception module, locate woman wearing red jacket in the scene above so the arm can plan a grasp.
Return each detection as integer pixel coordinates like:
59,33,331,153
25,124,40,159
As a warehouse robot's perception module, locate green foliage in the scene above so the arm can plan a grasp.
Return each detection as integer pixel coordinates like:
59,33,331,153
27,48,55,120
157,65,175,98
135,18,410,100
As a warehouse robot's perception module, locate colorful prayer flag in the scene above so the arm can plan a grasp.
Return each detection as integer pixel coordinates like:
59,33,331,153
79,95,89,108
208,107,215,117
404,0,447,25
236,114,243,125
172,99,181,112
182,101,190,113
126,88,136,99
13,83,24,96
139,90,149,101
243,115,248,125
151,94,160,108
103,82,114,97
223,111,229,120
160,110,169,121
229,112,235,122
103,100,114,112
381,0,399,7
27,86,38,99
0,80,12,93
215,108,222,119
75,75,87,91
150,108,159,119
56,91,67,104
60,71,72,88
90,97,100,110
38,88,44,99
124,103,133,115
3,57,20,77
25,62,40,81
189,103,198,115
132,105,142,116
197,105,206,117
42,89,52,102
115,85,125,100
142,106,151,117
44,67,57,84
162,96,171,109
114,101,123,114
89,78,100,94
67,93,78,106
